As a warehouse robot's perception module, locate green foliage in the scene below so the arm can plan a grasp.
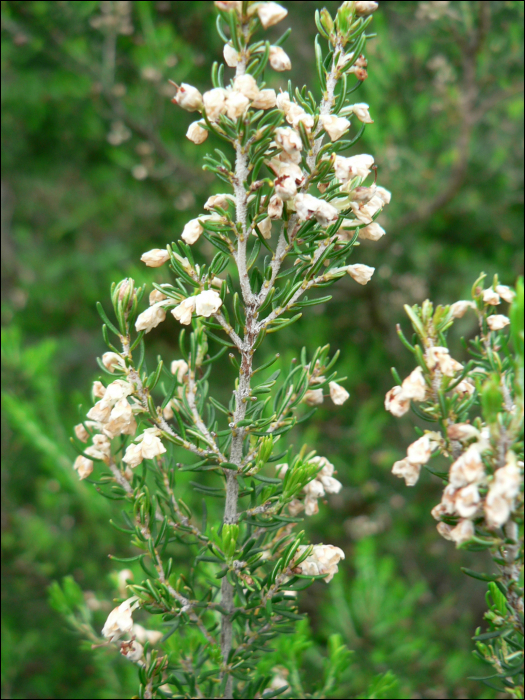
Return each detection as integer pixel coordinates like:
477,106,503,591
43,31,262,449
1,1,523,698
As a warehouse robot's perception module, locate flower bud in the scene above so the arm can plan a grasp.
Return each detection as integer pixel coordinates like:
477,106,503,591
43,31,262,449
269,45,291,71
329,381,349,405
149,289,167,305
268,194,284,219
73,455,94,480
172,296,197,325
406,435,431,465
257,2,288,28
203,87,228,121
384,385,410,417
182,218,204,245
487,314,510,331
257,216,273,239
140,248,170,268
195,289,222,317
223,43,240,67
172,83,203,112
135,302,167,333
304,388,324,406
355,2,379,17
171,359,189,381
233,74,259,100
358,222,385,241
74,423,90,442
346,263,375,285
495,285,515,303
93,380,106,398
102,352,124,373
186,120,208,144
392,458,420,486
226,90,250,119
252,89,277,110
320,114,350,141
350,103,373,123
482,288,500,305
450,300,474,318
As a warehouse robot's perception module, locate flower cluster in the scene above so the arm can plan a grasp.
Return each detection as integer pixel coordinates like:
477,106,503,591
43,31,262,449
386,276,523,547
277,456,343,516
101,597,145,664
293,544,345,583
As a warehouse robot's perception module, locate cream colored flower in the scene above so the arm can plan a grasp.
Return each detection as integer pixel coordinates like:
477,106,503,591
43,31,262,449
329,381,349,405
314,199,339,226
140,249,169,267
93,380,106,398
392,458,421,486
304,496,319,516
334,154,374,182
172,83,203,112
195,289,222,317
87,400,112,423
482,288,500,306
454,379,475,397
120,639,144,663
186,120,208,144
268,194,284,219
102,352,124,373
122,442,143,468
257,1,288,28
347,195,383,224
320,114,350,141
275,173,298,201
485,491,511,528
223,43,240,67
204,193,233,211
215,0,242,10
74,423,90,443
274,127,302,155
104,380,133,403
104,398,137,438
288,499,305,516
181,218,204,245
487,314,510,331
424,346,463,377
149,289,167,304
171,359,189,381
233,74,259,100
347,263,375,285
449,518,475,545
203,87,228,121
284,103,314,131
450,300,474,318
225,90,250,119
490,453,522,501
294,193,338,225
135,302,167,333
350,103,373,123
93,433,112,456
102,597,138,641
294,544,345,583
446,423,480,442
252,89,277,110
139,429,167,460
495,285,515,303
407,435,431,465
448,445,485,488
276,90,292,112
257,216,273,239
384,385,410,417
355,1,379,15
304,388,324,405
375,186,392,204
358,222,385,241
269,45,291,71
401,367,426,401
73,455,94,480
455,484,480,518
172,297,197,325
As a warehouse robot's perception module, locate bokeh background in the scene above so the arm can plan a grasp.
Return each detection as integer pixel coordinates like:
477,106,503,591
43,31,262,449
1,1,523,698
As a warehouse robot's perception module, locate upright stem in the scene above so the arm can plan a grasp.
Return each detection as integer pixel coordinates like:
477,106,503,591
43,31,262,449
219,17,255,699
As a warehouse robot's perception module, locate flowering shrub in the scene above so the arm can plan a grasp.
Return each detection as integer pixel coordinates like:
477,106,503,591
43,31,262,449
64,1,391,697
386,275,524,697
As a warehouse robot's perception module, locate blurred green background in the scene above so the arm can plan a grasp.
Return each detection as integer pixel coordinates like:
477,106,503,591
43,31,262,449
1,1,523,698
